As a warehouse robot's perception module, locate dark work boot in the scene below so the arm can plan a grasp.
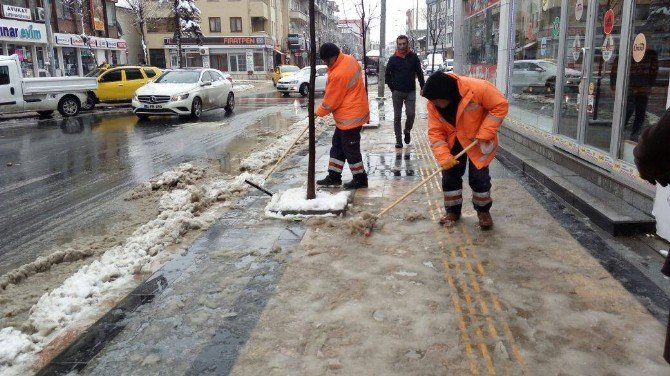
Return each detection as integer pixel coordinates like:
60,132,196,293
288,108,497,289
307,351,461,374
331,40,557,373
404,130,411,145
477,211,493,230
317,175,342,187
343,175,368,190
395,134,403,149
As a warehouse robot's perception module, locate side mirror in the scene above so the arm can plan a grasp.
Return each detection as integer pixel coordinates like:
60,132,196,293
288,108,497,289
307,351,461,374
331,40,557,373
201,81,212,86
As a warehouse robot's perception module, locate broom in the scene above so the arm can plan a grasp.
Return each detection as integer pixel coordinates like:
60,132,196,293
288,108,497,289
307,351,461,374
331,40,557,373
362,140,479,237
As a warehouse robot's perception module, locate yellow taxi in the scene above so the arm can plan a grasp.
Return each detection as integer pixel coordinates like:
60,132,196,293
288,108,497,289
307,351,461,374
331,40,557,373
92,66,162,104
271,65,300,86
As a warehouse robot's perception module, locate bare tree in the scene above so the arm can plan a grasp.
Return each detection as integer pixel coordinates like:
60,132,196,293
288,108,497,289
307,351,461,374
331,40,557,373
124,0,164,65
60,0,98,66
350,0,379,96
165,0,203,68
426,0,444,71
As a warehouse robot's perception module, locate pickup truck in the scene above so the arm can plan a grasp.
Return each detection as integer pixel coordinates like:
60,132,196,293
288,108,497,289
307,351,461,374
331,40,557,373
0,55,98,117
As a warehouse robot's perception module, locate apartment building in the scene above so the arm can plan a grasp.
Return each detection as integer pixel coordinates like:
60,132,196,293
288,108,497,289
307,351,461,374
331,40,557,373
287,0,339,67
1,0,124,77
144,0,289,78
425,0,453,58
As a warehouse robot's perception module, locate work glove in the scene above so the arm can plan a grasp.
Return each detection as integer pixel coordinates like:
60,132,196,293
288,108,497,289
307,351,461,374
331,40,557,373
441,158,459,170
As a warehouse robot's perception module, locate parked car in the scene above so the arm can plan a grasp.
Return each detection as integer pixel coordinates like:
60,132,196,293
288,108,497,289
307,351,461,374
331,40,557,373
91,66,162,109
271,65,300,86
512,60,581,93
132,68,234,120
0,54,97,117
276,65,328,97
444,59,454,72
424,54,445,75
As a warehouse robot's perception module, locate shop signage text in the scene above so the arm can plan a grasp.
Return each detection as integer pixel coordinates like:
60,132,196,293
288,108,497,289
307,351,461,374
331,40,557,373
2,5,31,21
633,33,646,63
165,36,271,47
0,22,44,42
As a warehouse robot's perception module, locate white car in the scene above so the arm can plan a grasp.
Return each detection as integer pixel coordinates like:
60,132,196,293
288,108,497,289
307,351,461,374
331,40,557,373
132,68,234,120
277,65,328,97
512,60,582,93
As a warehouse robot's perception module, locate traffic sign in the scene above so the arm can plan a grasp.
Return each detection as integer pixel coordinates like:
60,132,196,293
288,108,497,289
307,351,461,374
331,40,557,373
603,9,615,35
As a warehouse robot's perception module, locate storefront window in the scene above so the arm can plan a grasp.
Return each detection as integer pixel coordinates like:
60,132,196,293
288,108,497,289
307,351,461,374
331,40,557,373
149,49,166,68
558,0,589,140
211,53,229,71
508,0,562,132
81,49,96,75
618,1,670,164
463,0,500,83
9,45,34,78
62,47,79,76
583,1,623,152
229,53,247,72
253,52,265,72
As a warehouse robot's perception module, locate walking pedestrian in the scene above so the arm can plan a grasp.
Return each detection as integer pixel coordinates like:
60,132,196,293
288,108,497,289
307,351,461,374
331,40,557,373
315,43,370,190
422,72,509,230
385,35,425,149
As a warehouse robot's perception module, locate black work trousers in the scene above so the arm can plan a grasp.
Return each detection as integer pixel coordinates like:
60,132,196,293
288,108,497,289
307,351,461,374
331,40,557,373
327,127,366,179
441,140,492,214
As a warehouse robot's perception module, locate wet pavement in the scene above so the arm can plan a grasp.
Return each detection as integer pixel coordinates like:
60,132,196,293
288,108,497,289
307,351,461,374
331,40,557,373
0,92,307,275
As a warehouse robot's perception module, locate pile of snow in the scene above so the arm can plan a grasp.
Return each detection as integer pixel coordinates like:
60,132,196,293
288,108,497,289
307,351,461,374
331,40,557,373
0,328,36,376
233,84,255,93
265,187,351,218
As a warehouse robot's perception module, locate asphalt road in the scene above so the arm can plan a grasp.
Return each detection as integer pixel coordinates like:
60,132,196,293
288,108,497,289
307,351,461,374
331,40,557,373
0,90,307,275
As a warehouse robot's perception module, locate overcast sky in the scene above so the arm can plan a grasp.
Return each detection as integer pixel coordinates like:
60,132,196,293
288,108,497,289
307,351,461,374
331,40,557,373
336,0,426,44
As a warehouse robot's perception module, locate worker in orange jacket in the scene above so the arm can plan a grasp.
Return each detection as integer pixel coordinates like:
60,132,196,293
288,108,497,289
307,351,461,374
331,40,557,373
315,43,370,189
422,72,509,230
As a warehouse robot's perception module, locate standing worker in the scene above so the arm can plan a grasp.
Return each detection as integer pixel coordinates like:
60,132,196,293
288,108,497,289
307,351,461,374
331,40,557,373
315,43,370,190
385,35,425,149
422,72,509,230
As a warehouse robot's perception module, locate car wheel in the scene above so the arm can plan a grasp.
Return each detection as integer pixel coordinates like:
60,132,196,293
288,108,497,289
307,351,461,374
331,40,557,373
300,83,309,97
57,96,80,117
137,114,150,121
224,92,235,113
190,97,202,119
37,110,54,118
282,92,290,97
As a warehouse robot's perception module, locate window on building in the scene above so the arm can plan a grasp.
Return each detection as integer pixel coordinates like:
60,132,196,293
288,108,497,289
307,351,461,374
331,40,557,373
56,0,73,19
211,54,229,71
3,0,27,7
209,17,222,32
229,53,246,71
124,68,143,80
100,69,122,82
252,17,266,32
253,52,264,71
149,49,166,68
106,2,117,26
463,0,500,83
230,17,243,32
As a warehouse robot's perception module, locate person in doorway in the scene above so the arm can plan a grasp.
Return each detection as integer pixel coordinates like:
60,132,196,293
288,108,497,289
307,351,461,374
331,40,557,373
422,72,509,230
315,43,370,190
385,35,425,149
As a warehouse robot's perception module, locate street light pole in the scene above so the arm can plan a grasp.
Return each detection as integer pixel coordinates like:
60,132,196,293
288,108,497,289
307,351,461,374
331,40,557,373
377,0,386,120
42,0,57,76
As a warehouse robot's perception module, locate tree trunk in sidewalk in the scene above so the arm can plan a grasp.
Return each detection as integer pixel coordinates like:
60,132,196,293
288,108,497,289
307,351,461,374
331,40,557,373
306,0,316,200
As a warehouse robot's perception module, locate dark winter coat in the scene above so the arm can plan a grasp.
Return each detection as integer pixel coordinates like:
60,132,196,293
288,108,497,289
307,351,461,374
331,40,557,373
385,51,425,93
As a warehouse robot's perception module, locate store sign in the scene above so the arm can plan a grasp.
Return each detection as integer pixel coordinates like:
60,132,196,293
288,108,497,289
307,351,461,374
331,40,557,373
0,19,47,43
106,39,118,48
117,41,127,49
246,49,254,72
55,34,71,45
633,33,646,63
71,35,84,46
94,18,105,32
575,0,583,21
2,5,31,21
603,10,615,35
602,34,615,62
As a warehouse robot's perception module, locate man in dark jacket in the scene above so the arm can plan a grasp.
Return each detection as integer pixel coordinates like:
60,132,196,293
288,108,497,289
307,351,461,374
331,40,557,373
385,35,425,149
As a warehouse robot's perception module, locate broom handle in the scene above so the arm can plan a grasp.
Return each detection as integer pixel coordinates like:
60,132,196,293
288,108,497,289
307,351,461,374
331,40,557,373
376,140,479,218
264,123,310,180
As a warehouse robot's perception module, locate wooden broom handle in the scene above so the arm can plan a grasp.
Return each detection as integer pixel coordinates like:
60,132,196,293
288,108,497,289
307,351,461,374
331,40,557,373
264,124,310,180
376,140,479,218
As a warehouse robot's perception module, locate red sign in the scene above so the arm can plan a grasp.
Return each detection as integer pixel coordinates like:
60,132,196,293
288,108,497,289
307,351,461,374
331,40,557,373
117,41,127,49
603,9,615,35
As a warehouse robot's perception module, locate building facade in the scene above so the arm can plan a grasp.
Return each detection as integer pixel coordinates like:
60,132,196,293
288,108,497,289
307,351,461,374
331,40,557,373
0,0,124,77
143,0,289,78
426,0,452,58
453,0,670,216
287,0,339,67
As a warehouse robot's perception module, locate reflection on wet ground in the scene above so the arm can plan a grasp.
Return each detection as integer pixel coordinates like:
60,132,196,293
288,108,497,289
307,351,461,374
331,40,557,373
365,150,420,178
0,100,305,274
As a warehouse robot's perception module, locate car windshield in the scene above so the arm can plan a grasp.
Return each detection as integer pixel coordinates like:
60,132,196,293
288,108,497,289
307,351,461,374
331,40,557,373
281,66,299,73
154,71,201,84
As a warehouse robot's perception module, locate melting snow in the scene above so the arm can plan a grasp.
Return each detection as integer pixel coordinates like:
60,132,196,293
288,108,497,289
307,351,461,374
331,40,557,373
265,188,351,218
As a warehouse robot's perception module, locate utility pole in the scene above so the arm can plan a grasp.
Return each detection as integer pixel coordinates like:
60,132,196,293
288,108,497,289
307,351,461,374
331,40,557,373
43,0,57,76
377,0,386,120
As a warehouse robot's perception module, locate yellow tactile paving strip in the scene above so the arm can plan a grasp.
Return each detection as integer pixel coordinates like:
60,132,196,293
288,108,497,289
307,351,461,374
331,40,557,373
413,130,527,375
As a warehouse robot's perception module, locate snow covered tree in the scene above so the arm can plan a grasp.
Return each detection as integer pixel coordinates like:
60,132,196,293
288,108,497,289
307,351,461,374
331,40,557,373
60,0,98,65
123,0,164,65
170,0,204,68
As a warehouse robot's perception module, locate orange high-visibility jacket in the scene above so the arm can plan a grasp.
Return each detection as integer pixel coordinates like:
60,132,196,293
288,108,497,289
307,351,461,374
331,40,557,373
428,73,509,170
316,52,370,130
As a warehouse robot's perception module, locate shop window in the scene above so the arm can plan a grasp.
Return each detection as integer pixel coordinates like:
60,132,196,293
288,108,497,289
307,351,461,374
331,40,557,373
3,0,27,7
230,17,243,32
253,52,264,71
100,69,122,82
229,54,246,71
143,68,157,78
0,67,10,85
618,0,670,164
463,1,500,83
209,17,222,32
211,54,229,71
124,68,143,80
106,2,117,27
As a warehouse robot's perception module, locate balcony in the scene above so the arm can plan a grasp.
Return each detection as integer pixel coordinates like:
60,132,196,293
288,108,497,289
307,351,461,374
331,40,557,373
289,10,308,23
250,1,270,19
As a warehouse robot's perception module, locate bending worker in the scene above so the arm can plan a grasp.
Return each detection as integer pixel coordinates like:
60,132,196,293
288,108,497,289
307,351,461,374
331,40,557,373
422,72,509,230
315,42,370,190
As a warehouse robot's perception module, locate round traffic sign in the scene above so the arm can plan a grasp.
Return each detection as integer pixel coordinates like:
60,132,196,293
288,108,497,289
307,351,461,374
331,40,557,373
602,34,615,63
603,9,615,35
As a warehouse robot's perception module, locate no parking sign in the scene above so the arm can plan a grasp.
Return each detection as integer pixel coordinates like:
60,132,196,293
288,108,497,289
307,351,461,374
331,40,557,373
603,9,615,35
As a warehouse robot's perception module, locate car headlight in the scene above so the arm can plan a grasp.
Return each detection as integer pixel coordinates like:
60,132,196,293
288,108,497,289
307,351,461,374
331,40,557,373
289,80,299,84
132,93,138,101
171,92,190,101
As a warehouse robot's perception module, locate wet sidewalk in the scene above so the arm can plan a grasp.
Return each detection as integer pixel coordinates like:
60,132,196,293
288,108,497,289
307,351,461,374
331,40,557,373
69,100,669,375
